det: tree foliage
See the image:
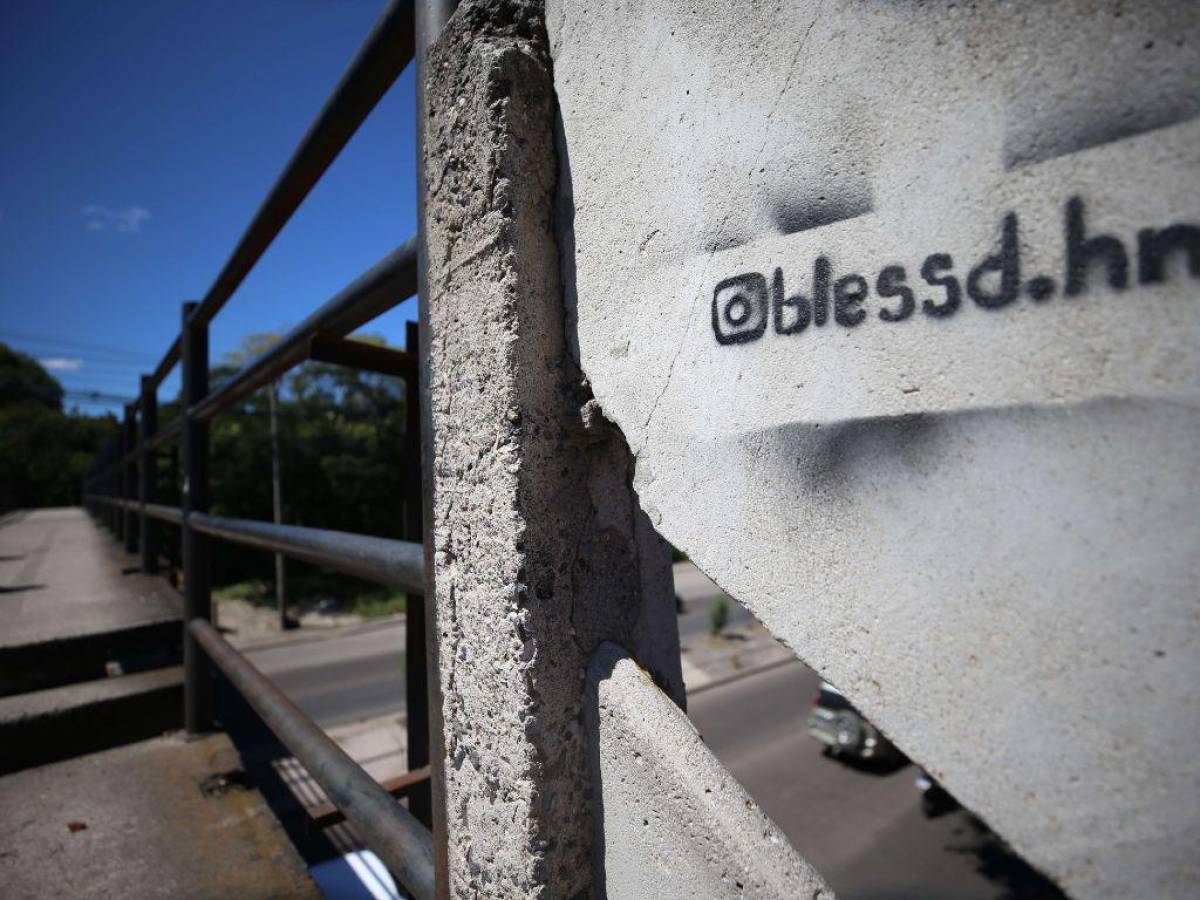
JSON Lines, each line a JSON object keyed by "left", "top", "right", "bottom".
{"left": 196, "top": 332, "right": 412, "bottom": 585}
{"left": 0, "top": 343, "right": 113, "bottom": 511}
{"left": 0, "top": 343, "right": 64, "bottom": 410}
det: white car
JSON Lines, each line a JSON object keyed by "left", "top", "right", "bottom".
{"left": 806, "top": 681, "right": 903, "bottom": 764}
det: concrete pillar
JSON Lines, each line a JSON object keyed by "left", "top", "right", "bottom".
{"left": 422, "top": 1, "right": 683, "bottom": 893}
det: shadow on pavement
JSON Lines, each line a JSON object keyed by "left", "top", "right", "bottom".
{"left": 947, "top": 814, "right": 1068, "bottom": 900}
{"left": 822, "top": 747, "right": 910, "bottom": 777}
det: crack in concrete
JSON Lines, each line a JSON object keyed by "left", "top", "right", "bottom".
{"left": 747, "top": 3, "right": 821, "bottom": 181}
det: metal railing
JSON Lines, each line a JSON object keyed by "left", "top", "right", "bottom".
{"left": 79, "top": 1, "right": 455, "bottom": 896}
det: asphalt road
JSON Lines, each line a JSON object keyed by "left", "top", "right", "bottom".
{"left": 253, "top": 562, "right": 728, "bottom": 727}
{"left": 246, "top": 622, "right": 406, "bottom": 729}
{"left": 688, "top": 660, "right": 1062, "bottom": 900}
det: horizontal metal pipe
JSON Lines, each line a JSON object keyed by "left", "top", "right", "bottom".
{"left": 84, "top": 494, "right": 134, "bottom": 511}
{"left": 190, "top": 239, "right": 418, "bottom": 422}
{"left": 308, "top": 333, "right": 417, "bottom": 377}
{"left": 191, "top": 0, "right": 415, "bottom": 328}
{"left": 79, "top": 502, "right": 420, "bottom": 590}
{"left": 144, "top": 502, "right": 183, "bottom": 525}
{"left": 188, "top": 513, "right": 424, "bottom": 594}
{"left": 190, "top": 619, "right": 435, "bottom": 900}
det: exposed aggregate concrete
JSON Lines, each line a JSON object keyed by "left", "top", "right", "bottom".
{"left": 423, "top": 1, "right": 684, "bottom": 894}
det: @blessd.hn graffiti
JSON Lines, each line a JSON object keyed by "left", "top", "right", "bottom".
{"left": 711, "top": 196, "right": 1200, "bottom": 346}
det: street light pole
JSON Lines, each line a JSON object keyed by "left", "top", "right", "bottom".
{"left": 269, "top": 381, "right": 291, "bottom": 629}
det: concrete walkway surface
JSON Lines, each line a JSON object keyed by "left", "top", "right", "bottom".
{"left": 0, "top": 508, "right": 180, "bottom": 647}
{"left": 0, "top": 508, "right": 181, "bottom": 696}
{"left": 0, "top": 732, "right": 320, "bottom": 899}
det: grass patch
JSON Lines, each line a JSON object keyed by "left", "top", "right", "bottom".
{"left": 214, "top": 579, "right": 271, "bottom": 604}
{"left": 352, "top": 589, "right": 407, "bottom": 619}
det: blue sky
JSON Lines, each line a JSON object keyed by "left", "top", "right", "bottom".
{"left": 0, "top": 0, "right": 419, "bottom": 416}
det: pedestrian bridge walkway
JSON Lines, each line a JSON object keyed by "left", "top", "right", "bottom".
{"left": 0, "top": 508, "right": 179, "bottom": 696}
{"left": 0, "top": 508, "right": 319, "bottom": 898}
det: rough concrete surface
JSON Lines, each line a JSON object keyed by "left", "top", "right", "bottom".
{"left": 423, "top": 1, "right": 683, "bottom": 894}
{"left": 587, "top": 643, "right": 832, "bottom": 900}
{"left": 0, "top": 508, "right": 181, "bottom": 695}
{"left": 0, "top": 732, "right": 320, "bottom": 899}
{"left": 547, "top": 1, "right": 1200, "bottom": 897}
{"left": 0, "top": 508, "right": 179, "bottom": 647}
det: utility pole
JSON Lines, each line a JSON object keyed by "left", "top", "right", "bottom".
{"left": 268, "top": 381, "right": 292, "bottom": 630}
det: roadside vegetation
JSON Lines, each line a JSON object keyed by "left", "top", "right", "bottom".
{"left": 214, "top": 572, "right": 407, "bottom": 620}
{"left": 709, "top": 594, "right": 730, "bottom": 636}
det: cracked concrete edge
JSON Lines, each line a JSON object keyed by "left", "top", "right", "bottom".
{"left": 423, "top": 0, "right": 683, "bottom": 894}
{"left": 587, "top": 642, "right": 833, "bottom": 900}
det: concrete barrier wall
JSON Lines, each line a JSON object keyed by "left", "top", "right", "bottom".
{"left": 547, "top": 2, "right": 1200, "bottom": 897}
{"left": 587, "top": 643, "right": 831, "bottom": 900}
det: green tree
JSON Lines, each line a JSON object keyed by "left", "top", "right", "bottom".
{"left": 0, "top": 343, "right": 112, "bottom": 511}
{"left": 0, "top": 343, "right": 63, "bottom": 409}
{"left": 199, "top": 332, "right": 411, "bottom": 591}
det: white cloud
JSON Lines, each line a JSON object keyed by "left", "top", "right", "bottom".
{"left": 40, "top": 357, "right": 84, "bottom": 371}
{"left": 82, "top": 205, "right": 150, "bottom": 233}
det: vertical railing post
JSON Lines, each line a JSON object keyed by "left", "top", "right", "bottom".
{"left": 95, "top": 456, "right": 102, "bottom": 521}
{"left": 404, "top": 320, "right": 431, "bottom": 826}
{"left": 139, "top": 375, "right": 158, "bottom": 574}
{"left": 169, "top": 444, "right": 181, "bottom": 588}
{"left": 99, "top": 446, "right": 107, "bottom": 526}
{"left": 112, "top": 439, "right": 120, "bottom": 533}
{"left": 101, "top": 445, "right": 111, "bottom": 529}
{"left": 111, "top": 438, "right": 120, "bottom": 532}
{"left": 268, "top": 383, "right": 291, "bottom": 630}
{"left": 123, "top": 403, "right": 139, "bottom": 555}
{"left": 114, "top": 430, "right": 126, "bottom": 542}
{"left": 107, "top": 442, "right": 116, "bottom": 530}
{"left": 181, "top": 301, "right": 213, "bottom": 733}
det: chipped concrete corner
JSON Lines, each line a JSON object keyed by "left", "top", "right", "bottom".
{"left": 587, "top": 643, "right": 833, "bottom": 900}
{"left": 422, "top": 0, "right": 684, "bottom": 894}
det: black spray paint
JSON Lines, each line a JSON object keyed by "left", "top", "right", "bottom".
{"left": 711, "top": 197, "right": 1199, "bottom": 345}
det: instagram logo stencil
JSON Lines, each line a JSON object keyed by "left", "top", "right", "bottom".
{"left": 708, "top": 196, "right": 1199, "bottom": 347}
{"left": 711, "top": 272, "right": 768, "bottom": 344}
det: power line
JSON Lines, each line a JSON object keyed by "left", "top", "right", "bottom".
{"left": 53, "top": 372, "right": 144, "bottom": 387}
{"left": 0, "top": 329, "right": 159, "bottom": 361}
{"left": 64, "top": 393, "right": 137, "bottom": 408}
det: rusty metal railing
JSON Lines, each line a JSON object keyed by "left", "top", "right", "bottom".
{"left": 79, "top": 1, "right": 457, "bottom": 896}
{"left": 190, "top": 618, "right": 435, "bottom": 897}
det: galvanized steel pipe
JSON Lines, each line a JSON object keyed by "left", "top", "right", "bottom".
{"left": 190, "top": 619, "right": 435, "bottom": 899}
{"left": 187, "top": 513, "right": 424, "bottom": 594}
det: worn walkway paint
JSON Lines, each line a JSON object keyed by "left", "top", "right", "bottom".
{"left": 587, "top": 643, "right": 831, "bottom": 900}
{"left": 547, "top": 1, "right": 1200, "bottom": 897}
{"left": 422, "top": 1, "right": 683, "bottom": 894}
